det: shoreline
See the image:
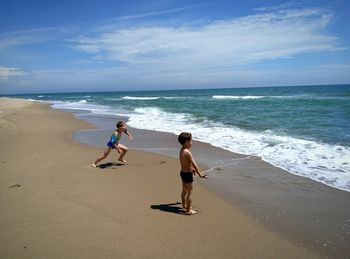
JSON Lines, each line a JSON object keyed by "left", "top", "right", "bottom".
{"left": 0, "top": 98, "right": 347, "bottom": 258}
{"left": 72, "top": 106, "right": 350, "bottom": 257}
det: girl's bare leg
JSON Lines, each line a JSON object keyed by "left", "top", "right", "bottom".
{"left": 91, "top": 148, "right": 111, "bottom": 167}
{"left": 117, "top": 144, "right": 128, "bottom": 163}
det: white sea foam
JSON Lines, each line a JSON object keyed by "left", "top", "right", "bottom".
{"left": 52, "top": 101, "right": 107, "bottom": 112}
{"left": 212, "top": 95, "right": 266, "bottom": 99}
{"left": 104, "top": 97, "right": 123, "bottom": 101}
{"left": 123, "top": 96, "right": 193, "bottom": 100}
{"left": 212, "top": 95, "right": 350, "bottom": 100}
{"left": 50, "top": 100, "right": 350, "bottom": 192}
{"left": 122, "top": 96, "right": 160, "bottom": 100}
{"left": 163, "top": 96, "right": 191, "bottom": 99}
{"left": 127, "top": 107, "right": 350, "bottom": 192}
{"left": 50, "top": 101, "right": 130, "bottom": 116}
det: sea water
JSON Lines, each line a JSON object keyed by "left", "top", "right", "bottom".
{"left": 5, "top": 85, "right": 350, "bottom": 192}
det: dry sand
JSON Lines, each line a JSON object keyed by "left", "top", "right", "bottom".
{"left": 0, "top": 98, "right": 323, "bottom": 258}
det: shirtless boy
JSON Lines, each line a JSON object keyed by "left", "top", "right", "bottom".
{"left": 178, "top": 132, "right": 208, "bottom": 215}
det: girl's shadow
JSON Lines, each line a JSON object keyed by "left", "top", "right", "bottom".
{"left": 97, "top": 162, "right": 125, "bottom": 169}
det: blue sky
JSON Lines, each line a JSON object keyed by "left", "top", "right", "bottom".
{"left": 0, "top": 0, "right": 349, "bottom": 94}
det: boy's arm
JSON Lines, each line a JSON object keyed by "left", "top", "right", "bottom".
{"left": 187, "top": 152, "right": 208, "bottom": 179}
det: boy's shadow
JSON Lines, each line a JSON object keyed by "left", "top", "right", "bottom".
{"left": 97, "top": 162, "right": 125, "bottom": 169}
{"left": 150, "top": 202, "right": 185, "bottom": 215}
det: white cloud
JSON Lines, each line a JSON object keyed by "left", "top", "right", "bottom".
{"left": 72, "top": 6, "right": 341, "bottom": 74}
{"left": 104, "top": 3, "right": 207, "bottom": 22}
{"left": 0, "top": 27, "right": 73, "bottom": 51}
{"left": 0, "top": 66, "right": 27, "bottom": 79}
{"left": 1, "top": 5, "right": 347, "bottom": 93}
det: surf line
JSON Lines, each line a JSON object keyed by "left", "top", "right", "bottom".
{"left": 202, "top": 155, "right": 260, "bottom": 174}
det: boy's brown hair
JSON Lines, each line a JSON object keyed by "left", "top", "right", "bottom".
{"left": 178, "top": 132, "right": 192, "bottom": 145}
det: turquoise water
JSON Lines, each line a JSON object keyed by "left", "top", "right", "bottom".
{"left": 3, "top": 84, "right": 350, "bottom": 191}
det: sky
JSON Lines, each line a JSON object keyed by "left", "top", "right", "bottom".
{"left": 0, "top": 0, "right": 349, "bottom": 94}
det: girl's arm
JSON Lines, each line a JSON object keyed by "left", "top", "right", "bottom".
{"left": 124, "top": 129, "right": 133, "bottom": 140}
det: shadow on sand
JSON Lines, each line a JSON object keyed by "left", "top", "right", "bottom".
{"left": 97, "top": 162, "right": 125, "bottom": 169}
{"left": 150, "top": 202, "right": 185, "bottom": 215}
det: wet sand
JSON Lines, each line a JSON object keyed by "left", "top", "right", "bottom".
{"left": 75, "top": 111, "right": 350, "bottom": 258}
{"left": 0, "top": 98, "right": 346, "bottom": 258}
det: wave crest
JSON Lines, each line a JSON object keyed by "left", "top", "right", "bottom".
{"left": 122, "top": 96, "right": 159, "bottom": 100}
{"left": 212, "top": 95, "right": 265, "bottom": 99}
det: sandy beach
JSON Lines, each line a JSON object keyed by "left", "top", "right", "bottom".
{"left": 0, "top": 98, "right": 345, "bottom": 258}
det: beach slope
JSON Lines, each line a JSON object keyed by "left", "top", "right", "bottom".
{"left": 0, "top": 98, "right": 321, "bottom": 258}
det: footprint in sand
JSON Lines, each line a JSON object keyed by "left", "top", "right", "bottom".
{"left": 9, "top": 184, "right": 21, "bottom": 188}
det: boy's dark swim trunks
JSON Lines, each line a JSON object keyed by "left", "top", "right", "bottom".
{"left": 180, "top": 171, "right": 193, "bottom": 183}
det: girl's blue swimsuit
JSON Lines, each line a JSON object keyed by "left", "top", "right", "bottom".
{"left": 107, "top": 134, "right": 118, "bottom": 148}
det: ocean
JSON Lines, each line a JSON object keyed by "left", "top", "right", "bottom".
{"left": 4, "top": 84, "right": 350, "bottom": 192}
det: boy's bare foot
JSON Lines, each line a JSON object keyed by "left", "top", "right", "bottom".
{"left": 185, "top": 209, "right": 198, "bottom": 215}
{"left": 118, "top": 159, "right": 127, "bottom": 163}
{"left": 91, "top": 163, "right": 97, "bottom": 168}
